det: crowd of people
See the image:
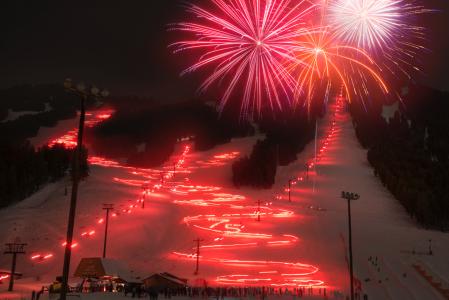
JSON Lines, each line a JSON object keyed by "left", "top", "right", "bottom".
{"left": 120, "top": 285, "right": 348, "bottom": 300}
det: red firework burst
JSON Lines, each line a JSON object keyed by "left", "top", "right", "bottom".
{"left": 171, "top": 0, "right": 318, "bottom": 117}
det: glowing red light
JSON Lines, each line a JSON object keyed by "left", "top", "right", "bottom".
{"left": 81, "top": 230, "right": 95, "bottom": 237}
{"left": 48, "top": 109, "right": 114, "bottom": 149}
{"left": 0, "top": 275, "right": 9, "bottom": 281}
{"left": 62, "top": 242, "right": 78, "bottom": 248}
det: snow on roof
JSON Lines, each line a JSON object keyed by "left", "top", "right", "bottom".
{"left": 161, "top": 272, "right": 188, "bottom": 284}
{"left": 102, "top": 258, "right": 133, "bottom": 281}
{"left": 144, "top": 273, "right": 187, "bottom": 286}
{"left": 74, "top": 257, "right": 133, "bottom": 282}
{"left": 0, "top": 269, "right": 22, "bottom": 276}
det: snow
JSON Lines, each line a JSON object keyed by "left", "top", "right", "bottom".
{"left": 307, "top": 103, "right": 449, "bottom": 300}
{"left": 28, "top": 114, "right": 79, "bottom": 148}
{"left": 1, "top": 103, "right": 52, "bottom": 123}
{"left": 1, "top": 98, "right": 449, "bottom": 300}
{"left": 381, "top": 102, "right": 399, "bottom": 124}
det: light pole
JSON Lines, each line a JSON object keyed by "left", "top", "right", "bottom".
{"left": 141, "top": 183, "right": 148, "bottom": 209}
{"left": 256, "top": 199, "right": 262, "bottom": 222}
{"left": 193, "top": 238, "right": 204, "bottom": 275}
{"left": 102, "top": 204, "right": 114, "bottom": 258}
{"left": 160, "top": 171, "right": 165, "bottom": 184}
{"left": 60, "top": 79, "right": 109, "bottom": 300}
{"left": 341, "top": 191, "right": 360, "bottom": 300}
{"left": 428, "top": 239, "right": 433, "bottom": 255}
{"left": 288, "top": 179, "right": 292, "bottom": 202}
{"left": 3, "top": 242, "right": 26, "bottom": 292}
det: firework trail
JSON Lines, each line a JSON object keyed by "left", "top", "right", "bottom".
{"left": 291, "top": 28, "right": 389, "bottom": 109}
{"left": 170, "top": 0, "right": 318, "bottom": 117}
{"left": 326, "top": 0, "right": 432, "bottom": 77}
{"left": 172, "top": 0, "right": 431, "bottom": 115}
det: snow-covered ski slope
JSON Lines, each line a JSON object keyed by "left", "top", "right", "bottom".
{"left": 1, "top": 98, "right": 449, "bottom": 300}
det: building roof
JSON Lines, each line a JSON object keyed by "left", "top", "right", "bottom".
{"left": 74, "top": 257, "right": 133, "bottom": 282}
{"left": 144, "top": 272, "right": 187, "bottom": 286}
{"left": 0, "top": 269, "right": 22, "bottom": 276}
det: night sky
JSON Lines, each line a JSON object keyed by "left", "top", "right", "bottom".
{"left": 1, "top": 0, "right": 449, "bottom": 101}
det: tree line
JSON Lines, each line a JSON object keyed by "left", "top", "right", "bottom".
{"left": 0, "top": 141, "right": 88, "bottom": 208}
{"left": 0, "top": 84, "right": 80, "bottom": 143}
{"left": 87, "top": 100, "right": 254, "bottom": 168}
{"left": 351, "top": 85, "right": 449, "bottom": 230}
{"left": 0, "top": 84, "right": 90, "bottom": 209}
{"left": 232, "top": 104, "right": 323, "bottom": 188}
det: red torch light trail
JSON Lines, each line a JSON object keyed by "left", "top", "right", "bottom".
{"left": 35, "top": 96, "right": 348, "bottom": 290}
